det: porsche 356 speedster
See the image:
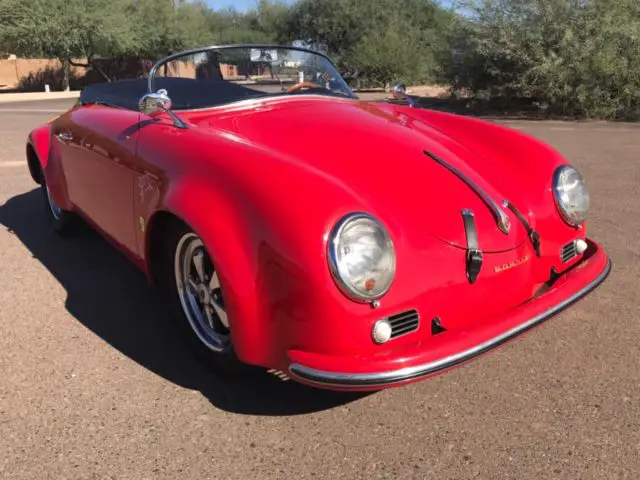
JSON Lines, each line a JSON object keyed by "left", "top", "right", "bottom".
{"left": 26, "top": 45, "right": 611, "bottom": 390}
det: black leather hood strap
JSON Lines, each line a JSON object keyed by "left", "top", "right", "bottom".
{"left": 503, "top": 200, "right": 541, "bottom": 257}
{"left": 461, "top": 209, "right": 483, "bottom": 284}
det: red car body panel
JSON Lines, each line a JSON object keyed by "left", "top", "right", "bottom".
{"left": 28, "top": 94, "right": 610, "bottom": 390}
{"left": 288, "top": 238, "right": 609, "bottom": 390}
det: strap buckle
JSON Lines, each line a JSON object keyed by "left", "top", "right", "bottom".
{"left": 529, "top": 230, "right": 541, "bottom": 257}
{"left": 503, "top": 199, "right": 542, "bottom": 257}
{"left": 462, "top": 209, "right": 483, "bottom": 284}
{"left": 466, "top": 248, "right": 483, "bottom": 284}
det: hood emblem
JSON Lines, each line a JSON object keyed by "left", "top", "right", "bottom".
{"left": 494, "top": 255, "right": 530, "bottom": 273}
{"left": 496, "top": 209, "right": 511, "bottom": 234}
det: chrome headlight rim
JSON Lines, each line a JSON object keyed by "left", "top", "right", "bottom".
{"left": 552, "top": 165, "right": 589, "bottom": 228}
{"left": 327, "top": 212, "right": 396, "bottom": 303}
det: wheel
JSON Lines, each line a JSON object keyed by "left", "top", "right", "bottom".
{"left": 159, "top": 223, "right": 247, "bottom": 376}
{"left": 40, "top": 176, "right": 74, "bottom": 234}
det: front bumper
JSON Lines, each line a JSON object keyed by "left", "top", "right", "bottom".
{"left": 288, "top": 239, "right": 611, "bottom": 390}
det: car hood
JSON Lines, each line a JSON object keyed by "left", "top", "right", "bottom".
{"left": 197, "top": 97, "right": 534, "bottom": 252}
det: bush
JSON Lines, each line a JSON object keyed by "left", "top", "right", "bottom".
{"left": 451, "top": 0, "right": 640, "bottom": 119}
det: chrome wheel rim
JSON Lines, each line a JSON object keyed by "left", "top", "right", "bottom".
{"left": 46, "top": 185, "right": 62, "bottom": 220}
{"left": 174, "top": 233, "right": 230, "bottom": 352}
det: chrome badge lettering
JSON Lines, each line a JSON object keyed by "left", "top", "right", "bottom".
{"left": 494, "top": 255, "right": 530, "bottom": 273}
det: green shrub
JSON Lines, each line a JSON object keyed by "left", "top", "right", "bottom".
{"left": 451, "top": 0, "right": 640, "bottom": 119}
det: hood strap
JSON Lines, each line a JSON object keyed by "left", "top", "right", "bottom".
{"left": 503, "top": 200, "right": 541, "bottom": 257}
{"left": 462, "top": 209, "right": 483, "bottom": 284}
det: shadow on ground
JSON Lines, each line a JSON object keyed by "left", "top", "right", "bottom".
{"left": 403, "top": 96, "right": 546, "bottom": 118}
{"left": 384, "top": 95, "right": 603, "bottom": 121}
{"left": 0, "top": 189, "right": 370, "bottom": 416}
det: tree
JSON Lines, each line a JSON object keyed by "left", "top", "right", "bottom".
{"left": 0, "top": 0, "right": 136, "bottom": 89}
{"left": 128, "top": 0, "right": 213, "bottom": 60}
{"left": 284, "top": 0, "right": 454, "bottom": 87}
{"left": 201, "top": 1, "right": 291, "bottom": 45}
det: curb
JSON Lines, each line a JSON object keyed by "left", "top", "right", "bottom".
{"left": 0, "top": 91, "right": 80, "bottom": 104}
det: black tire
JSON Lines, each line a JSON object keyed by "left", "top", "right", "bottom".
{"left": 157, "top": 221, "right": 250, "bottom": 377}
{"left": 40, "top": 176, "right": 76, "bottom": 235}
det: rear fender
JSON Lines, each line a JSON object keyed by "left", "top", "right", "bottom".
{"left": 27, "top": 125, "right": 53, "bottom": 181}
{"left": 27, "top": 123, "right": 73, "bottom": 211}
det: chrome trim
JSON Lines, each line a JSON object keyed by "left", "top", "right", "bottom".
{"left": 172, "top": 94, "right": 356, "bottom": 113}
{"left": 387, "top": 309, "right": 420, "bottom": 339}
{"left": 425, "top": 150, "right": 511, "bottom": 235}
{"left": 392, "top": 83, "right": 417, "bottom": 107}
{"left": 290, "top": 257, "right": 611, "bottom": 388}
{"left": 56, "top": 131, "right": 73, "bottom": 142}
{"left": 561, "top": 240, "right": 579, "bottom": 263}
{"left": 138, "top": 90, "right": 187, "bottom": 129}
{"left": 552, "top": 165, "right": 587, "bottom": 228}
{"left": 174, "top": 233, "right": 230, "bottom": 353}
{"left": 327, "top": 212, "right": 396, "bottom": 303}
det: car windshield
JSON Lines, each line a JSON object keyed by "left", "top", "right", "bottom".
{"left": 148, "top": 45, "right": 356, "bottom": 110}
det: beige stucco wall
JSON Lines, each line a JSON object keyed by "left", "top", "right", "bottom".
{"left": 0, "top": 58, "right": 239, "bottom": 90}
{"left": 0, "top": 58, "right": 89, "bottom": 89}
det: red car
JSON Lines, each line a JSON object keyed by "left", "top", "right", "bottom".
{"left": 26, "top": 45, "right": 611, "bottom": 391}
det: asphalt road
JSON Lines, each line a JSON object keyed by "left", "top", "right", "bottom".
{"left": 0, "top": 99, "right": 638, "bottom": 479}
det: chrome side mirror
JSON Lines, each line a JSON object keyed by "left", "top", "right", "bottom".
{"left": 138, "top": 89, "right": 172, "bottom": 115}
{"left": 138, "top": 89, "right": 187, "bottom": 129}
{"left": 392, "top": 83, "right": 417, "bottom": 108}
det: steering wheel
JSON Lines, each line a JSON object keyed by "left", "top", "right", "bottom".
{"left": 286, "top": 82, "right": 319, "bottom": 93}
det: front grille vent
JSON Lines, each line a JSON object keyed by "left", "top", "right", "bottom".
{"left": 561, "top": 241, "right": 578, "bottom": 263}
{"left": 388, "top": 310, "right": 420, "bottom": 339}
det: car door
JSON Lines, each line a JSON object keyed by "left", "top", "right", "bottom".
{"left": 55, "top": 105, "right": 142, "bottom": 257}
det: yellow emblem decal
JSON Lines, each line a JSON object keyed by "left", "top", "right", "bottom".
{"left": 494, "top": 255, "right": 530, "bottom": 273}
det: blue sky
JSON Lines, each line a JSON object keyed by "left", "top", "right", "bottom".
{"left": 205, "top": 0, "right": 453, "bottom": 12}
{"left": 205, "top": 0, "right": 291, "bottom": 11}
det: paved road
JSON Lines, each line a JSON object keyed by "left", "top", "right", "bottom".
{"left": 0, "top": 100, "right": 638, "bottom": 479}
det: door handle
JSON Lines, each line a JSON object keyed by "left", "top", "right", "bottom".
{"left": 56, "top": 131, "right": 73, "bottom": 142}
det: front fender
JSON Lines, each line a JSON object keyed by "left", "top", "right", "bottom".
{"left": 140, "top": 145, "right": 368, "bottom": 368}
{"left": 158, "top": 176, "right": 266, "bottom": 365}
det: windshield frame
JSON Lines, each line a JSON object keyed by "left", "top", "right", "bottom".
{"left": 147, "top": 44, "right": 358, "bottom": 107}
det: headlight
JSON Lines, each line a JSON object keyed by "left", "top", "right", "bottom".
{"left": 553, "top": 165, "right": 589, "bottom": 227}
{"left": 328, "top": 213, "right": 396, "bottom": 302}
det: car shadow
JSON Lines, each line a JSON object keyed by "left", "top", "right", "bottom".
{"left": 0, "top": 189, "right": 370, "bottom": 416}
{"left": 385, "top": 95, "right": 581, "bottom": 121}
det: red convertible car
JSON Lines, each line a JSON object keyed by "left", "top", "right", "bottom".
{"left": 26, "top": 45, "right": 610, "bottom": 391}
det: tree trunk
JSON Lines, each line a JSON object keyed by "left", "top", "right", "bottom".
{"left": 69, "top": 58, "right": 111, "bottom": 83}
{"left": 60, "top": 58, "right": 70, "bottom": 91}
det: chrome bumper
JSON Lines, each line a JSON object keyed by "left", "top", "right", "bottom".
{"left": 289, "top": 258, "right": 612, "bottom": 389}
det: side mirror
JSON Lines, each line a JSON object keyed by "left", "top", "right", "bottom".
{"left": 392, "top": 83, "right": 417, "bottom": 108}
{"left": 138, "top": 89, "right": 172, "bottom": 115}
{"left": 138, "top": 89, "right": 187, "bottom": 129}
